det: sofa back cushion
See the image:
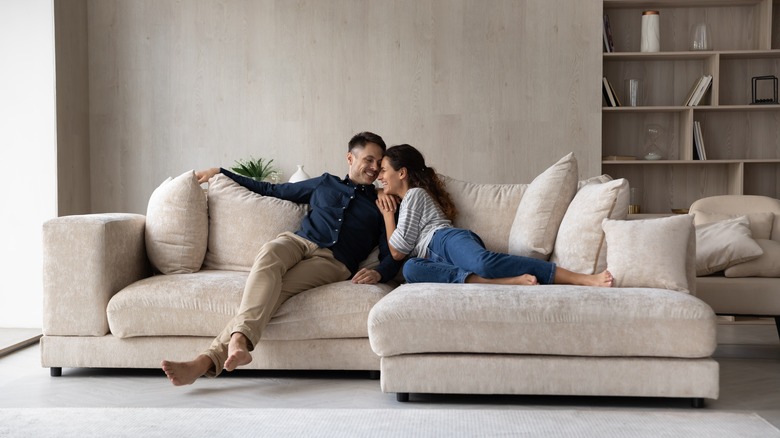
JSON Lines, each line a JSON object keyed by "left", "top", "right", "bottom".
{"left": 203, "top": 174, "right": 308, "bottom": 271}
{"left": 145, "top": 170, "right": 208, "bottom": 274}
{"left": 441, "top": 176, "right": 526, "bottom": 253}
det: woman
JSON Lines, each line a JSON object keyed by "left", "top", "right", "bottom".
{"left": 376, "top": 144, "right": 613, "bottom": 287}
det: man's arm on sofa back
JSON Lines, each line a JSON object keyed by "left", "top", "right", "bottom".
{"left": 43, "top": 213, "right": 150, "bottom": 336}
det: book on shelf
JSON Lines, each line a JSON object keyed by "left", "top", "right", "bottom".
{"left": 602, "top": 77, "right": 621, "bottom": 107}
{"left": 693, "top": 121, "right": 707, "bottom": 160}
{"left": 685, "top": 75, "right": 713, "bottom": 106}
{"left": 603, "top": 15, "right": 614, "bottom": 53}
{"left": 603, "top": 155, "right": 637, "bottom": 161}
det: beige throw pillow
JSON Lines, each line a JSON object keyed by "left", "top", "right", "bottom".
{"left": 724, "top": 239, "right": 780, "bottom": 277}
{"left": 203, "top": 174, "right": 308, "bottom": 271}
{"left": 693, "top": 211, "right": 774, "bottom": 240}
{"left": 508, "top": 153, "right": 578, "bottom": 259}
{"left": 602, "top": 215, "right": 694, "bottom": 293}
{"left": 695, "top": 216, "right": 763, "bottom": 276}
{"left": 145, "top": 170, "right": 208, "bottom": 274}
{"left": 551, "top": 178, "right": 629, "bottom": 274}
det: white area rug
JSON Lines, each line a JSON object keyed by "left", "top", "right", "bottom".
{"left": 1, "top": 408, "right": 778, "bottom": 437}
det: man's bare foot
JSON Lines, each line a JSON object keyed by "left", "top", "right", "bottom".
{"left": 224, "top": 332, "right": 253, "bottom": 372}
{"left": 161, "top": 355, "right": 212, "bottom": 386}
{"left": 512, "top": 274, "right": 538, "bottom": 285}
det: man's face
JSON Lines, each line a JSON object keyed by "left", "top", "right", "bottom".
{"left": 347, "top": 142, "right": 383, "bottom": 185}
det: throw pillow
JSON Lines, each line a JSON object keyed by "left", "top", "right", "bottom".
{"left": 145, "top": 170, "right": 208, "bottom": 274}
{"left": 693, "top": 211, "right": 774, "bottom": 240}
{"left": 577, "top": 174, "right": 613, "bottom": 190}
{"left": 508, "top": 152, "right": 578, "bottom": 259}
{"left": 724, "top": 239, "right": 780, "bottom": 277}
{"left": 203, "top": 174, "right": 308, "bottom": 271}
{"left": 602, "top": 215, "right": 693, "bottom": 293}
{"left": 695, "top": 216, "right": 763, "bottom": 276}
{"left": 551, "top": 178, "right": 629, "bottom": 274}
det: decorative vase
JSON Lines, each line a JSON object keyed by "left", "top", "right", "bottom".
{"left": 288, "top": 165, "right": 311, "bottom": 183}
{"left": 640, "top": 10, "right": 660, "bottom": 52}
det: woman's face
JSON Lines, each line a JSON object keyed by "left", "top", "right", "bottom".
{"left": 378, "top": 158, "right": 404, "bottom": 196}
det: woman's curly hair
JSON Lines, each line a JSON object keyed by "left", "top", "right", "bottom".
{"left": 383, "top": 144, "right": 457, "bottom": 221}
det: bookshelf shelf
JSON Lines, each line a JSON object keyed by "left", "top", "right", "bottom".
{"left": 601, "top": 0, "right": 780, "bottom": 213}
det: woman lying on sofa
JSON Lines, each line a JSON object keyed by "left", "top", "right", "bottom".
{"left": 375, "top": 144, "right": 613, "bottom": 287}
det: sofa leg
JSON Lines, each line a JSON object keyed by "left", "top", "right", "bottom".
{"left": 396, "top": 392, "right": 410, "bottom": 402}
{"left": 50, "top": 367, "right": 62, "bottom": 377}
{"left": 691, "top": 398, "right": 704, "bottom": 408}
{"left": 368, "top": 370, "right": 380, "bottom": 380}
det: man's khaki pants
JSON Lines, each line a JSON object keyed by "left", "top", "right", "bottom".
{"left": 204, "top": 232, "right": 351, "bottom": 376}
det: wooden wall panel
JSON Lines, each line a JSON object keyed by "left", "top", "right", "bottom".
{"left": 83, "top": 0, "right": 601, "bottom": 213}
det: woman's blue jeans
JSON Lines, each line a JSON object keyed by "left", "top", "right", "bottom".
{"left": 402, "top": 228, "right": 556, "bottom": 284}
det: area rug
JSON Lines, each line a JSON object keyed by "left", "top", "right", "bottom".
{"left": 0, "top": 408, "right": 778, "bottom": 437}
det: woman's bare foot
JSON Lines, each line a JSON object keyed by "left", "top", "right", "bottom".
{"left": 465, "top": 273, "right": 538, "bottom": 285}
{"left": 224, "top": 332, "right": 253, "bottom": 372}
{"left": 161, "top": 355, "right": 212, "bottom": 386}
{"left": 554, "top": 268, "right": 614, "bottom": 287}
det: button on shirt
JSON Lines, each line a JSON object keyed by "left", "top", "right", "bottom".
{"left": 219, "top": 168, "right": 402, "bottom": 282}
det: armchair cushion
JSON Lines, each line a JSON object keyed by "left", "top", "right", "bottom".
{"left": 695, "top": 216, "right": 763, "bottom": 276}
{"left": 724, "top": 239, "right": 780, "bottom": 278}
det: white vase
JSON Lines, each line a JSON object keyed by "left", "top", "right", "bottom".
{"left": 288, "top": 165, "right": 311, "bottom": 183}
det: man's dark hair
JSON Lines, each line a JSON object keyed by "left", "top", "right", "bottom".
{"left": 348, "top": 131, "right": 386, "bottom": 152}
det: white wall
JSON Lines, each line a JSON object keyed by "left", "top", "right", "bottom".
{"left": 0, "top": 0, "right": 57, "bottom": 328}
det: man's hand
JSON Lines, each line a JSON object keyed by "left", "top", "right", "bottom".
{"left": 352, "top": 268, "right": 381, "bottom": 284}
{"left": 195, "top": 167, "right": 221, "bottom": 184}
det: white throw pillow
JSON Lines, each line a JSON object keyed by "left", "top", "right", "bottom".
{"left": 145, "top": 170, "right": 208, "bottom": 274}
{"left": 602, "top": 215, "right": 694, "bottom": 293}
{"left": 725, "top": 239, "right": 780, "bottom": 278}
{"left": 551, "top": 178, "right": 629, "bottom": 274}
{"left": 203, "top": 174, "right": 308, "bottom": 271}
{"left": 693, "top": 211, "right": 774, "bottom": 240}
{"left": 508, "top": 153, "right": 578, "bottom": 259}
{"left": 695, "top": 216, "right": 763, "bottom": 276}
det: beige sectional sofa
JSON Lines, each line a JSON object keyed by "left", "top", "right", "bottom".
{"left": 41, "top": 153, "right": 719, "bottom": 406}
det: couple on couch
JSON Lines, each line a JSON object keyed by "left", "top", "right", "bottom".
{"left": 161, "top": 131, "right": 613, "bottom": 386}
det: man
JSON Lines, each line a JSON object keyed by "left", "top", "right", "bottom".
{"left": 161, "top": 131, "right": 401, "bottom": 385}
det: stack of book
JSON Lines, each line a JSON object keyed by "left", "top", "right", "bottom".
{"left": 683, "top": 75, "right": 713, "bottom": 106}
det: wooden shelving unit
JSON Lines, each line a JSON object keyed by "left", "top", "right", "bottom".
{"left": 602, "top": 0, "right": 780, "bottom": 213}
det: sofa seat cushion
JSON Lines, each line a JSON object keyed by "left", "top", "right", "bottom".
{"left": 368, "top": 283, "right": 716, "bottom": 359}
{"left": 107, "top": 270, "right": 393, "bottom": 340}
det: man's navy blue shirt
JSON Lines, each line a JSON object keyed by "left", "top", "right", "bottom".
{"left": 220, "top": 168, "right": 402, "bottom": 282}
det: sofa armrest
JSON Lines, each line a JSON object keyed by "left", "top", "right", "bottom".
{"left": 43, "top": 213, "right": 150, "bottom": 336}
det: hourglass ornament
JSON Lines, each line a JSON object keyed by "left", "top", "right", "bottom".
{"left": 643, "top": 124, "right": 665, "bottom": 160}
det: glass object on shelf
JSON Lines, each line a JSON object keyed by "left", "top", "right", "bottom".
{"left": 690, "top": 23, "right": 712, "bottom": 51}
{"left": 629, "top": 188, "right": 642, "bottom": 214}
{"left": 640, "top": 10, "right": 660, "bottom": 52}
{"left": 624, "top": 78, "right": 644, "bottom": 107}
{"left": 643, "top": 124, "right": 665, "bottom": 160}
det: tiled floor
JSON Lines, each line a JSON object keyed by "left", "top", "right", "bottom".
{"left": 0, "top": 323, "right": 778, "bottom": 427}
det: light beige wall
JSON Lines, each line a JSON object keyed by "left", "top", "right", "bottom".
{"left": 77, "top": 0, "right": 601, "bottom": 214}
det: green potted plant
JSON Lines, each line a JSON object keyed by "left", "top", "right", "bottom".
{"left": 230, "top": 157, "right": 279, "bottom": 182}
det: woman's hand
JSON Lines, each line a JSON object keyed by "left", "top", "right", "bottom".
{"left": 376, "top": 192, "right": 399, "bottom": 217}
{"left": 195, "top": 167, "right": 220, "bottom": 184}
